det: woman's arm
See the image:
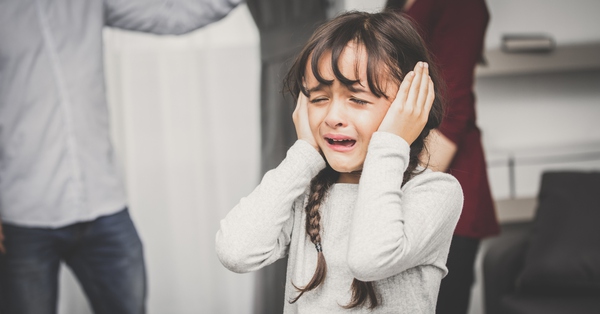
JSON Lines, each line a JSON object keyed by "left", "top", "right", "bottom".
{"left": 347, "top": 132, "right": 463, "bottom": 281}
{"left": 103, "top": 0, "right": 243, "bottom": 35}
{"left": 215, "top": 140, "right": 325, "bottom": 273}
{"left": 421, "top": 129, "right": 458, "bottom": 172}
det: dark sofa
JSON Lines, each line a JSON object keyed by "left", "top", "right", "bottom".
{"left": 483, "top": 171, "right": 600, "bottom": 314}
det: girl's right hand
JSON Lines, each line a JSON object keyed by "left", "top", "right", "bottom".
{"left": 292, "top": 93, "right": 319, "bottom": 151}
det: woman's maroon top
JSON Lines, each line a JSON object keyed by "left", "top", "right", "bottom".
{"left": 406, "top": 0, "right": 500, "bottom": 238}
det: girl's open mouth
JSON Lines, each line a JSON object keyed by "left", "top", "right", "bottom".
{"left": 324, "top": 136, "right": 356, "bottom": 152}
{"left": 326, "top": 138, "right": 356, "bottom": 147}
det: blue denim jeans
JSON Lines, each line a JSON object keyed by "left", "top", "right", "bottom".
{"left": 0, "top": 208, "right": 146, "bottom": 314}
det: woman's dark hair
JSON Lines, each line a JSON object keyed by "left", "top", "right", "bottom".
{"left": 284, "top": 10, "right": 444, "bottom": 309}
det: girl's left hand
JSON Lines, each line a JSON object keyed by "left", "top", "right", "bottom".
{"left": 292, "top": 93, "right": 320, "bottom": 151}
{"left": 378, "top": 61, "right": 435, "bottom": 145}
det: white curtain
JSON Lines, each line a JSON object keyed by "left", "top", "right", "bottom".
{"left": 57, "top": 5, "right": 260, "bottom": 314}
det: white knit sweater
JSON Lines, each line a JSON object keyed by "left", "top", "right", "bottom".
{"left": 216, "top": 132, "right": 463, "bottom": 313}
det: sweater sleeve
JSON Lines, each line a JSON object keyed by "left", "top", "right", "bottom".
{"left": 347, "top": 132, "right": 463, "bottom": 281}
{"left": 215, "top": 140, "right": 326, "bottom": 273}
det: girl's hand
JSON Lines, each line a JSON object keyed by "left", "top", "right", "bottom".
{"left": 378, "top": 61, "right": 435, "bottom": 145}
{"left": 292, "top": 93, "right": 319, "bottom": 151}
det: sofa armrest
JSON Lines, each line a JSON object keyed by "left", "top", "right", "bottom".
{"left": 483, "top": 222, "right": 532, "bottom": 314}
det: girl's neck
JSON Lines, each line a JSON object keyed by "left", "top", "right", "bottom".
{"left": 337, "top": 171, "right": 361, "bottom": 184}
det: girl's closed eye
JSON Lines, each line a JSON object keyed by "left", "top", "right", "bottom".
{"left": 350, "top": 97, "right": 370, "bottom": 105}
{"left": 310, "top": 97, "right": 328, "bottom": 104}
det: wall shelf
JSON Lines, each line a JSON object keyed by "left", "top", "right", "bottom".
{"left": 485, "top": 142, "right": 600, "bottom": 201}
{"left": 476, "top": 42, "right": 600, "bottom": 77}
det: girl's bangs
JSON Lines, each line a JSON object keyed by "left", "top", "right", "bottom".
{"left": 300, "top": 20, "right": 398, "bottom": 99}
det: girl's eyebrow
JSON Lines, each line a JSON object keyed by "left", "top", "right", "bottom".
{"left": 307, "top": 83, "right": 326, "bottom": 93}
{"left": 308, "top": 82, "right": 370, "bottom": 94}
{"left": 347, "top": 83, "right": 368, "bottom": 93}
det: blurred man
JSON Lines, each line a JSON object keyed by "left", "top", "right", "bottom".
{"left": 0, "top": 1, "right": 242, "bottom": 313}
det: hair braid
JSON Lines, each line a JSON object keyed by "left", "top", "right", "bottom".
{"left": 344, "top": 279, "right": 379, "bottom": 309}
{"left": 290, "top": 165, "right": 338, "bottom": 304}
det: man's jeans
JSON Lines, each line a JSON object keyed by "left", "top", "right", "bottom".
{"left": 0, "top": 209, "right": 146, "bottom": 314}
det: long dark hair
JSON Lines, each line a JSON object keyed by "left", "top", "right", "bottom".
{"left": 284, "top": 11, "right": 444, "bottom": 309}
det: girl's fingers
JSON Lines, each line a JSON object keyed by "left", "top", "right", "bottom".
{"left": 416, "top": 62, "right": 430, "bottom": 114}
{"left": 394, "top": 70, "right": 415, "bottom": 106}
{"left": 299, "top": 93, "right": 309, "bottom": 112}
{"left": 299, "top": 93, "right": 307, "bottom": 107}
{"left": 424, "top": 78, "right": 435, "bottom": 115}
{"left": 405, "top": 62, "right": 424, "bottom": 111}
{"left": 293, "top": 94, "right": 305, "bottom": 128}
{"left": 292, "top": 94, "right": 301, "bottom": 119}
{"left": 293, "top": 93, "right": 319, "bottom": 150}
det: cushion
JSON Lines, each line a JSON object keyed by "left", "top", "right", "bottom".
{"left": 501, "top": 295, "right": 600, "bottom": 314}
{"left": 516, "top": 171, "right": 600, "bottom": 295}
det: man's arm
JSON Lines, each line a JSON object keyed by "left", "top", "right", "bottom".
{"left": 104, "top": 0, "right": 244, "bottom": 35}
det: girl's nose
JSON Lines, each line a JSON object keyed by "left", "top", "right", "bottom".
{"left": 324, "top": 100, "right": 347, "bottom": 128}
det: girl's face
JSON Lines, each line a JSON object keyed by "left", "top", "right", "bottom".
{"left": 305, "top": 43, "right": 399, "bottom": 183}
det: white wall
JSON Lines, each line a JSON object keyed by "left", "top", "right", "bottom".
{"left": 343, "top": 0, "right": 386, "bottom": 13}
{"left": 477, "top": 71, "right": 600, "bottom": 199}
{"left": 485, "top": 0, "right": 600, "bottom": 48}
